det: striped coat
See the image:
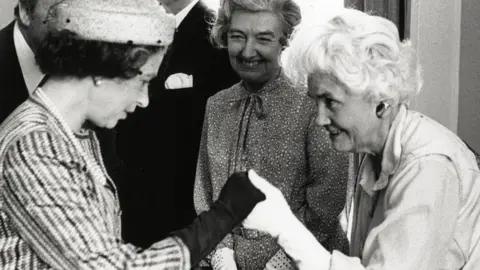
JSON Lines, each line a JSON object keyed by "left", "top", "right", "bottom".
{"left": 0, "top": 95, "right": 190, "bottom": 269}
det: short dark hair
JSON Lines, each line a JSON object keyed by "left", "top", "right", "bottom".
{"left": 36, "top": 30, "right": 162, "bottom": 79}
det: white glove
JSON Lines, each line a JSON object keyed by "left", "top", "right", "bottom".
{"left": 242, "top": 170, "right": 294, "bottom": 238}
{"left": 243, "top": 170, "right": 331, "bottom": 270}
{"left": 211, "top": 248, "right": 238, "bottom": 270}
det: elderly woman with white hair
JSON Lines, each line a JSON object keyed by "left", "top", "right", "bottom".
{"left": 240, "top": 8, "right": 480, "bottom": 270}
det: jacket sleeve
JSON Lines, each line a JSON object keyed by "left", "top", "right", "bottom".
{"left": 1, "top": 130, "right": 190, "bottom": 269}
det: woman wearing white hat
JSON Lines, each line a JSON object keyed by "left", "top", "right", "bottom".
{"left": 0, "top": 0, "right": 265, "bottom": 269}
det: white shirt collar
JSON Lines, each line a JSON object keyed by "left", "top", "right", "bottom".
{"left": 13, "top": 22, "right": 45, "bottom": 95}
{"left": 175, "top": 0, "right": 200, "bottom": 28}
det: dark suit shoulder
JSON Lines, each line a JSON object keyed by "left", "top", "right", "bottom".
{"left": 0, "top": 22, "right": 17, "bottom": 65}
{"left": 0, "top": 21, "right": 30, "bottom": 125}
{"left": 0, "top": 22, "right": 15, "bottom": 43}
{"left": 175, "top": 1, "right": 219, "bottom": 42}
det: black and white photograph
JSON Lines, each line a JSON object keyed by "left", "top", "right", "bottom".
{"left": 0, "top": 0, "right": 479, "bottom": 269}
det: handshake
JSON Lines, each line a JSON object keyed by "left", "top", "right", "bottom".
{"left": 225, "top": 171, "right": 330, "bottom": 270}
{"left": 219, "top": 170, "right": 296, "bottom": 238}
{"left": 173, "top": 170, "right": 327, "bottom": 269}
{"left": 213, "top": 171, "right": 329, "bottom": 270}
{"left": 170, "top": 170, "right": 293, "bottom": 266}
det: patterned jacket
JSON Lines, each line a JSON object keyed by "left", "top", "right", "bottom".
{"left": 0, "top": 95, "right": 190, "bottom": 269}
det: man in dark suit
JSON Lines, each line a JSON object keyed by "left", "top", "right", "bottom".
{"left": 0, "top": 1, "right": 45, "bottom": 123}
{"left": 0, "top": 0, "right": 123, "bottom": 189}
{"left": 0, "top": 20, "right": 29, "bottom": 122}
{"left": 116, "top": 0, "right": 239, "bottom": 248}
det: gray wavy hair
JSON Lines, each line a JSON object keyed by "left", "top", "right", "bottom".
{"left": 210, "top": 0, "right": 302, "bottom": 48}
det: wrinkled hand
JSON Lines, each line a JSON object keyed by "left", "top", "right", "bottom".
{"left": 212, "top": 248, "right": 238, "bottom": 270}
{"left": 242, "top": 170, "right": 295, "bottom": 238}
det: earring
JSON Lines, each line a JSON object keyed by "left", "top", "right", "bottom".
{"left": 376, "top": 102, "right": 390, "bottom": 118}
{"left": 94, "top": 79, "right": 103, "bottom": 86}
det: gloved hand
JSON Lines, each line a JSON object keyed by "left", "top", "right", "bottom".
{"left": 211, "top": 248, "right": 237, "bottom": 270}
{"left": 242, "top": 170, "right": 294, "bottom": 238}
{"left": 243, "top": 170, "right": 331, "bottom": 270}
{"left": 170, "top": 171, "right": 265, "bottom": 267}
{"left": 217, "top": 171, "right": 266, "bottom": 223}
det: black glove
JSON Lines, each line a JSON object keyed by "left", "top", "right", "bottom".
{"left": 217, "top": 171, "right": 266, "bottom": 222}
{"left": 170, "top": 171, "right": 265, "bottom": 267}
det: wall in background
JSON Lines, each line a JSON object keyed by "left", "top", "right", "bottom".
{"left": 0, "top": 0, "right": 15, "bottom": 28}
{"left": 409, "top": 0, "right": 480, "bottom": 153}
{"left": 409, "top": 0, "right": 462, "bottom": 135}
{"left": 458, "top": 0, "right": 480, "bottom": 153}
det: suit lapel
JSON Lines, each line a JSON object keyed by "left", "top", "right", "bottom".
{"left": 0, "top": 21, "right": 29, "bottom": 124}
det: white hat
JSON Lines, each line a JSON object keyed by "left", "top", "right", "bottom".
{"left": 45, "top": 0, "right": 176, "bottom": 46}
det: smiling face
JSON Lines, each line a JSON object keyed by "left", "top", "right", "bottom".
{"left": 87, "top": 49, "right": 165, "bottom": 129}
{"left": 307, "top": 71, "right": 382, "bottom": 153}
{"left": 227, "top": 10, "right": 284, "bottom": 91}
